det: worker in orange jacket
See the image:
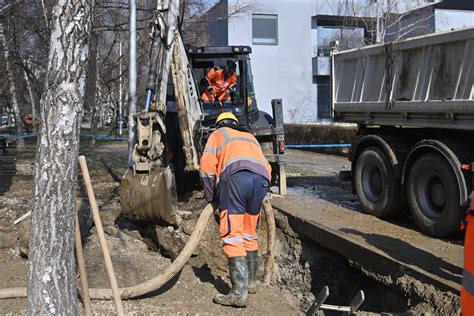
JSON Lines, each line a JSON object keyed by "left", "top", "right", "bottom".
{"left": 200, "top": 112, "right": 271, "bottom": 307}
{"left": 463, "top": 191, "right": 474, "bottom": 315}
{"left": 201, "top": 61, "right": 237, "bottom": 106}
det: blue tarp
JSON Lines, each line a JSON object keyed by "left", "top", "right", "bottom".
{"left": 0, "top": 134, "right": 127, "bottom": 141}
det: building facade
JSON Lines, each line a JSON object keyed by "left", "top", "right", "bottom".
{"left": 227, "top": 0, "right": 318, "bottom": 123}
{"left": 207, "top": 0, "right": 474, "bottom": 123}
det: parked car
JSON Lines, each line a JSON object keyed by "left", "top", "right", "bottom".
{"left": 105, "top": 115, "right": 113, "bottom": 127}
{"left": 116, "top": 115, "right": 128, "bottom": 129}
{"left": 82, "top": 111, "right": 90, "bottom": 123}
{"left": 0, "top": 115, "right": 10, "bottom": 126}
{"left": 23, "top": 114, "right": 42, "bottom": 126}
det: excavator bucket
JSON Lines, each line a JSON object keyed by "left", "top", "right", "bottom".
{"left": 119, "top": 166, "right": 179, "bottom": 224}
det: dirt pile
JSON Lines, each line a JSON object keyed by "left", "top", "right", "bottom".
{"left": 0, "top": 143, "right": 462, "bottom": 315}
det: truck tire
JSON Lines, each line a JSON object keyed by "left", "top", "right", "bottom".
{"left": 407, "top": 153, "right": 463, "bottom": 237}
{"left": 354, "top": 147, "right": 400, "bottom": 218}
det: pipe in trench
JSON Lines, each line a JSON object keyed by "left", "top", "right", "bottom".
{"left": 0, "top": 198, "right": 277, "bottom": 300}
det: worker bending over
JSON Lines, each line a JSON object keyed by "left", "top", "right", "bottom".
{"left": 200, "top": 112, "right": 271, "bottom": 307}
{"left": 201, "top": 61, "right": 237, "bottom": 106}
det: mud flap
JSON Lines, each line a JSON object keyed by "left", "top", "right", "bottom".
{"left": 119, "top": 166, "right": 179, "bottom": 224}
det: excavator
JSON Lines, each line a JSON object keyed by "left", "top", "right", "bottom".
{"left": 119, "top": 0, "right": 286, "bottom": 223}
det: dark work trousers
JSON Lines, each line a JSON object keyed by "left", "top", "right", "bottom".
{"left": 217, "top": 170, "right": 269, "bottom": 257}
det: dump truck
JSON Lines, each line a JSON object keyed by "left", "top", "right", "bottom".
{"left": 331, "top": 27, "right": 474, "bottom": 237}
{"left": 119, "top": 0, "right": 286, "bottom": 224}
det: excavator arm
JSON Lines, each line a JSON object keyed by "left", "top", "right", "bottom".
{"left": 120, "top": 0, "right": 202, "bottom": 223}
{"left": 171, "top": 34, "right": 202, "bottom": 172}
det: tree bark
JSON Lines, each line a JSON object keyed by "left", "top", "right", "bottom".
{"left": 128, "top": 0, "right": 137, "bottom": 165}
{"left": 85, "top": 31, "right": 98, "bottom": 147}
{"left": 0, "top": 22, "right": 25, "bottom": 152}
{"left": 28, "top": 1, "right": 93, "bottom": 314}
{"left": 23, "top": 63, "right": 38, "bottom": 135}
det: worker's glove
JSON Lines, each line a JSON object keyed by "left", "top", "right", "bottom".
{"left": 213, "top": 207, "right": 221, "bottom": 223}
{"left": 209, "top": 88, "right": 216, "bottom": 97}
{"left": 230, "top": 90, "right": 239, "bottom": 100}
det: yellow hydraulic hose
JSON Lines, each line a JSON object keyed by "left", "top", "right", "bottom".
{"left": 0, "top": 198, "right": 276, "bottom": 300}
{"left": 262, "top": 198, "right": 276, "bottom": 285}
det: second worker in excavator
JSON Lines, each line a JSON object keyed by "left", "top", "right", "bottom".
{"left": 201, "top": 61, "right": 238, "bottom": 107}
{"left": 200, "top": 112, "right": 271, "bottom": 307}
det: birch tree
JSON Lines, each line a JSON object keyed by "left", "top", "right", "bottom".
{"left": 85, "top": 31, "right": 98, "bottom": 147}
{"left": 23, "top": 62, "right": 39, "bottom": 135}
{"left": 28, "top": 0, "right": 93, "bottom": 314}
{"left": 0, "top": 21, "right": 25, "bottom": 152}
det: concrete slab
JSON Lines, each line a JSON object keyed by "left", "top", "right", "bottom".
{"left": 271, "top": 193, "right": 463, "bottom": 293}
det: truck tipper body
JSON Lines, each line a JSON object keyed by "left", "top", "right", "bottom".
{"left": 331, "top": 27, "right": 474, "bottom": 237}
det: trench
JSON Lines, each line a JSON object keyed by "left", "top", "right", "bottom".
{"left": 113, "top": 203, "right": 446, "bottom": 314}
{"left": 271, "top": 210, "right": 406, "bottom": 314}
{"left": 269, "top": 210, "right": 460, "bottom": 315}
{"left": 109, "top": 185, "right": 460, "bottom": 315}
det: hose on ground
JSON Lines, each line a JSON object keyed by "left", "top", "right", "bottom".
{"left": 89, "top": 202, "right": 215, "bottom": 299}
{"left": 0, "top": 198, "right": 276, "bottom": 300}
{"left": 262, "top": 197, "right": 275, "bottom": 285}
{"left": 0, "top": 287, "right": 26, "bottom": 299}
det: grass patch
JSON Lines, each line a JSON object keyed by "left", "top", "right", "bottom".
{"left": 286, "top": 165, "right": 307, "bottom": 175}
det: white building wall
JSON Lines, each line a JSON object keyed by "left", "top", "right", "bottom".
{"left": 226, "top": 0, "right": 470, "bottom": 123}
{"left": 435, "top": 9, "right": 474, "bottom": 32}
{"left": 228, "top": 0, "right": 318, "bottom": 123}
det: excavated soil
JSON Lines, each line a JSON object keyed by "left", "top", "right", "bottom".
{"left": 0, "top": 142, "right": 462, "bottom": 314}
{"left": 0, "top": 142, "right": 299, "bottom": 314}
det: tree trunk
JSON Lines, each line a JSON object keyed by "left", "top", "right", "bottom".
{"left": 85, "top": 31, "right": 98, "bottom": 147}
{"left": 0, "top": 22, "right": 25, "bottom": 152}
{"left": 28, "top": 1, "right": 93, "bottom": 314}
{"left": 128, "top": 0, "right": 137, "bottom": 165}
{"left": 23, "top": 64, "right": 38, "bottom": 135}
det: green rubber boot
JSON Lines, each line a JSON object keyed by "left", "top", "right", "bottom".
{"left": 246, "top": 250, "right": 258, "bottom": 294}
{"left": 213, "top": 256, "right": 248, "bottom": 307}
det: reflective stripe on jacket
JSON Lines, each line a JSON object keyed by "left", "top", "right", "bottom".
{"left": 199, "top": 126, "right": 271, "bottom": 202}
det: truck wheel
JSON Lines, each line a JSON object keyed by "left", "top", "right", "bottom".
{"left": 354, "top": 147, "right": 400, "bottom": 218}
{"left": 407, "top": 153, "right": 463, "bottom": 237}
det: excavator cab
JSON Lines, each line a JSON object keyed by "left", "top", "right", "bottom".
{"left": 187, "top": 46, "right": 259, "bottom": 129}
{"left": 188, "top": 46, "right": 287, "bottom": 193}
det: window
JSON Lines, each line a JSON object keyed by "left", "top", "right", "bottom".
{"left": 317, "top": 26, "right": 365, "bottom": 56}
{"left": 317, "top": 78, "right": 331, "bottom": 120}
{"left": 193, "top": 59, "right": 247, "bottom": 113}
{"left": 252, "top": 14, "right": 278, "bottom": 45}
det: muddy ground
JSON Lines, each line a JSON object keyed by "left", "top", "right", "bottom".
{"left": 0, "top": 141, "right": 462, "bottom": 315}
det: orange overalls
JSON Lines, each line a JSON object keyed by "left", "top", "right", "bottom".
{"left": 201, "top": 68, "right": 237, "bottom": 104}
{"left": 463, "top": 192, "right": 474, "bottom": 315}
{"left": 200, "top": 126, "right": 271, "bottom": 257}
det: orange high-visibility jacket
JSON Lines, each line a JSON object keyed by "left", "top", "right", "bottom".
{"left": 463, "top": 192, "right": 474, "bottom": 315}
{"left": 199, "top": 126, "right": 271, "bottom": 202}
{"left": 201, "top": 67, "right": 237, "bottom": 102}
